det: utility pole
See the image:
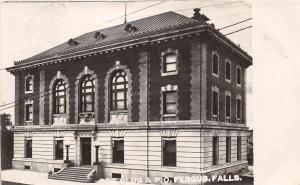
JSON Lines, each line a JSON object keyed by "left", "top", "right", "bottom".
{"left": 124, "top": 1, "right": 127, "bottom": 24}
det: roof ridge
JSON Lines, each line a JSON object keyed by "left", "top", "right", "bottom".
{"left": 14, "top": 11, "right": 203, "bottom": 65}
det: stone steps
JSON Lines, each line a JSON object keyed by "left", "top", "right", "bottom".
{"left": 48, "top": 167, "right": 95, "bottom": 183}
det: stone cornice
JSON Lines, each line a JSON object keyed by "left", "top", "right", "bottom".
{"left": 11, "top": 120, "right": 249, "bottom": 132}
{"left": 6, "top": 25, "right": 252, "bottom": 74}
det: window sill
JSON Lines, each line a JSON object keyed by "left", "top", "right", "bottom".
{"left": 161, "top": 71, "right": 178, "bottom": 77}
{"left": 212, "top": 115, "right": 218, "bottom": 121}
{"left": 163, "top": 114, "right": 176, "bottom": 117}
{"left": 53, "top": 114, "right": 67, "bottom": 117}
{"left": 236, "top": 83, "right": 241, "bottom": 87}
{"left": 225, "top": 79, "right": 231, "bottom": 83}
{"left": 161, "top": 165, "right": 177, "bottom": 168}
{"left": 25, "top": 90, "right": 33, "bottom": 94}
{"left": 111, "top": 163, "right": 125, "bottom": 166}
{"left": 110, "top": 110, "right": 128, "bottom": 113}
{"left": 212, "top": 73, "right": 219, "bottom": 78}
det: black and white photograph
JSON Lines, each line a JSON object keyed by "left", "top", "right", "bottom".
{"left": 0, "top": 1, "right": 299, "bottom": 185}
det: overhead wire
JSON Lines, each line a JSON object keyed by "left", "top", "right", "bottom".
{"left": 0, "top": 3, "right": 252, "bottom": 110}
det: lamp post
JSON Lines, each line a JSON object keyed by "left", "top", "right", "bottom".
{"left": 64, "top": 144, "right": 70, "bottom": 163}
{"left": 94, "top": 145, "right": 100, "bottom": 165}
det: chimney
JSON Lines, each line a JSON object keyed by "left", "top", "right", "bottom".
{"left": 192, "top": 8, "right": 210, "bottom": 23}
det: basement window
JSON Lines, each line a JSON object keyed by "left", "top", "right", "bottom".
{"left": 162, "top": 138, "right": 176, "bottom": 167}
{"left": 112, "top": 173, "right": 121, "bottom": 179}
{"left": 54, "top": 168, "right": 61, "bottom": 172}
{"left": 24, "top": 165, "right": 31, "bottom": 170}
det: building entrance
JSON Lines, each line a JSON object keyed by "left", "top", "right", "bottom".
{"left": 81, "top": 138, "right": 91, "bottom": 165}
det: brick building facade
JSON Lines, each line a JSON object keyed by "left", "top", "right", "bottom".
{"left": 6, "top": 9, "right": 252, "bottom": 181}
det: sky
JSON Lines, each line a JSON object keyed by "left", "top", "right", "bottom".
{"left": 2, "top": 1, "right": 300, "bottom": 185}
{"left": 0, "top": 0, "right": 252, "bottom": 120}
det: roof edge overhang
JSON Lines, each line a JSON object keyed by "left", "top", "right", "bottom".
{"left": 6, "top": 25, "right": 252, "bottom": 73}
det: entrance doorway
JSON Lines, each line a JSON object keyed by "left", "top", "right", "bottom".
{"left": 81, "top": 138, "right": 91, "bottom": 165}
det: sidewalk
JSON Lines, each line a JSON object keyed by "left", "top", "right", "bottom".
{"left": 1, "top": 170, "right": 152, "bottom": 185}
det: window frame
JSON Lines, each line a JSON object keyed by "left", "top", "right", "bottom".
{"left": 24, "top": 139, "right": 32, "bottom": 158}
{"left": 54, "top": 139, "right": 64, "bottom": 160}
{"left": 212, "top": 136, "right": 219, "bottom": 165}
{"left": 25, "top": 102, "right": 33, "bottom": 122}
{"left": 212, "top": 52, "right": 219, "bottom": 77}
{"left": 236, "top": 65, "right": 242, "bottom": 86}
{"left": 212, "top": 86, "right": 219, "bottom": 121}
{"left": 80, "top": 75, "right": 95, "bottom": 113}
{"left": 163, "top": 91, "right": 177, "bottom": 115}
{"left": 236, "top": 95, "right": 242, "bottom": 123}
{"left": 225, "top": 91, "right": 231, "bottom": 122}
{"left": 53, "top": 79, "right": 67, "bottom": 114}
{"left": 161, "top": 85, "right": 178, "bottom": 121}
{"left": 110, "top": 70, "right": 128, "bottom": 111}
{"left": 225, "top": 59, "right": 231, "bottom": 82}
{"left": 25, "top": 75, "right": 34, "bottom": 94}
{"left": 112, "top": 138, "right": 124, "bottom": 164}
{"left": 162, "top": 138, "right": 177, "bottom": 167}
{"left": 226, "top": 136, "right": 231, "bottom": 163}
{"left": 161, "top": 49, "right": 179, "bottom": 76}
{"left": 237, "top": 136, "right": 242, "bottom": 161}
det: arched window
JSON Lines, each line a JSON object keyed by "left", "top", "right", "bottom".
{"left": 212, "top": 53, "right": 219, "bottom": 76}
{"left": 111, "top": 70, "right": 128, "bottom": 110}
{"left": 80, "top": 75, "right": 95, "bottom": 112}
{"left": 53, "top": 79, "right": 66, "bottom": 114}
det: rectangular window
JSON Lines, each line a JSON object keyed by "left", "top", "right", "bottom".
{"left": 212, "top": 91, "right": 218, "bottom": 118}
{"left": 226, "top": 137, "right": 231, "bottom": 163}
{"left": 54, "top": 140, "right": 64, "bottom": 160}
{"left": 237, "top": 136, "right": 242, "bottom": 161}
{"left": 212, "top": 137, "right": 219, "bottom": 165}
{"left": 237, "top": 66, "right": 241, "bottom": 85}
{"left": 112, "top": 139, "right": 124, "bottom": 164}
{"left": 225, "top": 61, "right": 231, "bottom": 81}
{"left": 237, "top": 98, "right": 241, "bottom": 121}
{"left": 25, "top": 77, "right": 33, "bottom": 92}
{"left": 25, "top": 104, "right": 33, "bottom": 121}
{"left": 225, "top": 94, "right": 231, "bottom": 120}
{"left": 164, "top": 91, "right": 176, "bottom": 115}
{"left": 162, "top": 139, "right": 176, "bottom": 167}
{"left": 164, "top": 53, "right": 177, "bottom": 73}
{"left": 25, "top": 139, "right": 32, "bottom": 158}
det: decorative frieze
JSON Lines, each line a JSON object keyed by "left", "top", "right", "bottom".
{"left": 160, "top": 129, "right": 178, "bottom": 137}
{"left": 109, "top": 130, "right": 126, "bottom": 137}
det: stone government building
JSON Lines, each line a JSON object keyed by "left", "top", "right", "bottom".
{"left": 6, "top": 8, "right": 252, "bottom": 182}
